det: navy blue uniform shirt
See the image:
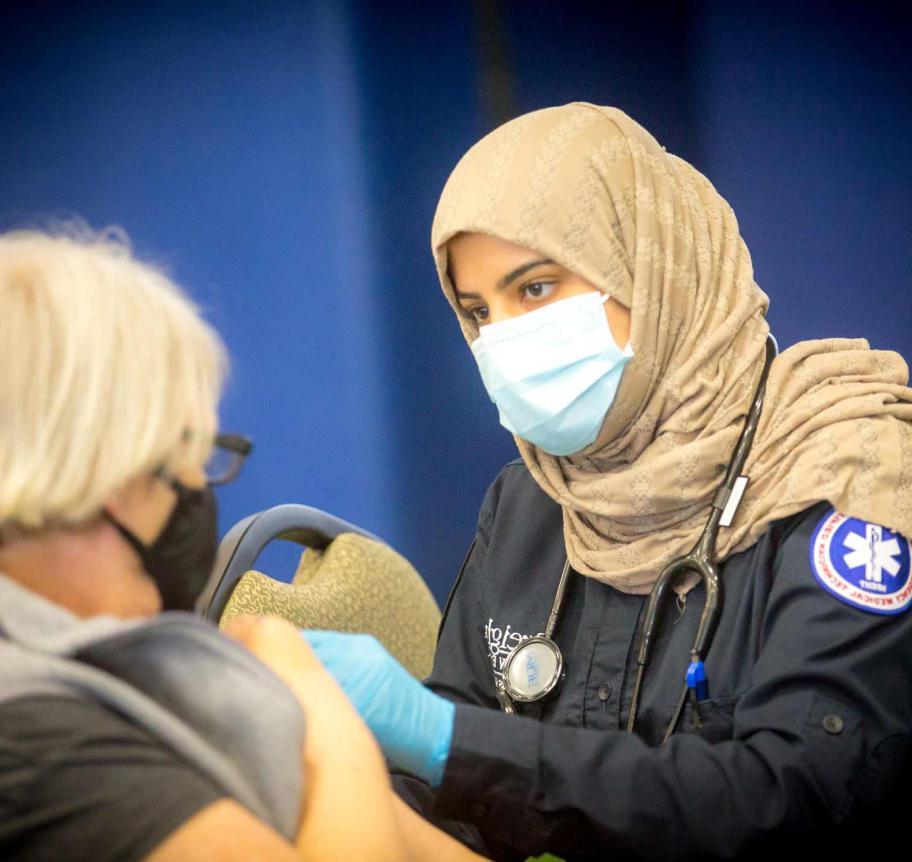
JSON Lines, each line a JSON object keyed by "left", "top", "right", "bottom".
{"left": 395, "top": 459, "right": 912, "bottom": 861}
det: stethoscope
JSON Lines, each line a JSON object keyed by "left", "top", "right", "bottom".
{"left": 497, "top": 337, "right": 777, "bottom": 741}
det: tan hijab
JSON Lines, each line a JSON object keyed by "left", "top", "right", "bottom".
{"left": 432, "top": 103, "right": 912, "bottom": 594}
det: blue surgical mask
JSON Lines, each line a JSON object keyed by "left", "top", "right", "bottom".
{"left": 470, "top": 292, "right": 633, "bottom": 456}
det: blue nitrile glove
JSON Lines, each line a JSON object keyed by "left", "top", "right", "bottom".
{"left": 301, "top": 631, "right": 455, "bottom": 786}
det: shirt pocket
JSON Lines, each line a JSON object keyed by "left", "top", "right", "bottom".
{"left": 678, "top": 693, "right": 742, "bottom": 744}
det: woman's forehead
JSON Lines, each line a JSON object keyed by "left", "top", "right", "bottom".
{"left": 447, "top": 232, "right": 553, "bottom": 278}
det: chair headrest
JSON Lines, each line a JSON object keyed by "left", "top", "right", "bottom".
{"left": 218, "top": 533, "right": 440, "bottom": 679}
{"left": 197, "top": 504, "right": 381, "bottom": 622}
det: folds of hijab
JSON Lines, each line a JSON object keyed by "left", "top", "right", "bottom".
{"left": 432, "top": 103, "right": 912, "bottom": 595}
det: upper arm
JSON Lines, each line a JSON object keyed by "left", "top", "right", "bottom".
{"left": 1, "top": 692, "right": 408, "bottom": 862}
{"left": 144, "top": 799, "right": 298, "bottom": 861}
{"left": 149, "top": 797, "right": 479, "bottom": 862}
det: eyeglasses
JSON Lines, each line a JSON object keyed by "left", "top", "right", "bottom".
{"left": 204, "top": 433, "right": 253, "bottom": 486}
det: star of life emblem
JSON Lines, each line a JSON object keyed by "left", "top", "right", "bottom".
{"left": 810, "top": 509, "right": 912, "bottom": 614}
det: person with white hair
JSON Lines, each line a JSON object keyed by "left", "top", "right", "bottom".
{"left": 0, "top": 228, "right": 487, "bottom": 862}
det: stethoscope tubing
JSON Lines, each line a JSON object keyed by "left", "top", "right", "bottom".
{"left": 499, "top": 336, "right": 777, "bottom": 740}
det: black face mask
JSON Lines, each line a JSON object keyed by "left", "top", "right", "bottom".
{"left": 105, "top": 484, "right": 218, "bottom": 612}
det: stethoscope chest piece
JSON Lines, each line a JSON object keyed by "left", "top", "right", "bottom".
{"left": 501, "top": 635, "right": 564, "bottom": 703}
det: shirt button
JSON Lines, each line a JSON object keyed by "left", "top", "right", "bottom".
{"left": 822, "top": 714, "right": 844, "bottom": 734}
{"left": 469, "top": 802, "right": 486, "bottom": 820}
{"left": 598, "top": 683, "right": 612, "bottom": 702}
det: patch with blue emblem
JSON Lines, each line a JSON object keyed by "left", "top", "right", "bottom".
{"left": 810, "top": 509, "right": 912, "bottom": 614}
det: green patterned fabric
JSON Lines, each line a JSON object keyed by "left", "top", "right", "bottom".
{"left": 218, "top": 533, "right": 440, "bottom": 679}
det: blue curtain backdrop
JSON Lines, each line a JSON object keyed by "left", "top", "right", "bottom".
{"left": 2, "top": 0, "right": 909, "bottom": 603}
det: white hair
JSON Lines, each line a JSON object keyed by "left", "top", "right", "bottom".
{"left": 0, "top": 226, "right": 227, "bottom": 538}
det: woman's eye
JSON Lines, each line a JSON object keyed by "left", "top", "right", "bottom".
{"left": 468, "top": 305, "right": 489, "bottom": 323}
{"left": 522, "top": 281, "right": 556, "bottom": 301}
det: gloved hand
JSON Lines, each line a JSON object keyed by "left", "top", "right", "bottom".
{"left": 300, "top": 630, "right": 455, "bottom": 787}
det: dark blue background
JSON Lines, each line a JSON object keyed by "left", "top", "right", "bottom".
{"left": 2, "top": 0, "right": 909, "bottom": 602}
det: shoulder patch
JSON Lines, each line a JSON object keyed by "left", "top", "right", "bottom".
{"left": 809, "top": 508, "right": 912, "bottom": 614}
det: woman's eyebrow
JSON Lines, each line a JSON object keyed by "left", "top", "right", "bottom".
{"left": 497, "top": 259, "right": 554, "bottom": 290}
{"left": 453, "top": 258, "right": 555, "bottom": 301}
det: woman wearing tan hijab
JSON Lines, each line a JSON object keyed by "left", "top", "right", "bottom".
{"left": 305, "top": 104, "right": 912, "bottom": 860}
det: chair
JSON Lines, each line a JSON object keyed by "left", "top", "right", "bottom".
{"left": 197, "top": 505, "right": 441, "bottom": 679}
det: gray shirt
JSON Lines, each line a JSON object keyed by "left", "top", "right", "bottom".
{"left": 0, "top": 575, "right": 305, "bottom": 843}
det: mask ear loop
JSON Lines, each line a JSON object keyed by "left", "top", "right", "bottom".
{"left": 100, "top": 468, "right": 188, "bottom": 559}
{"left": 101, "top": 508, "right": 152, "bottom": 560}
{"left": 598, "top": 292, "right": 634, "bottom": 356}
